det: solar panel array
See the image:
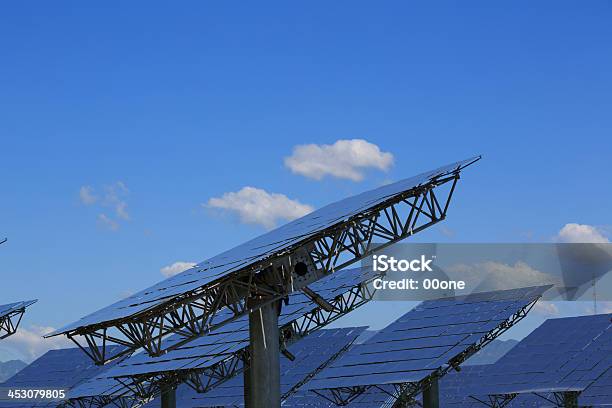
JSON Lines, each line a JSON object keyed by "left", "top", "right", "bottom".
{"left": 51, "top": 156, "right": 479, "bottom": 336}
{"left": 0, "top": 346, "right": 124, "bottom": 408}
{"left": 469, "top": 313, "right": 612, "bottom": 400}
{"left": 138, "top": 327, "right": 365, "bottom": 408}
{"left": 0, "top": 301, "right": 36, "bottom": 319}
{"left": 66, "top": 267, "right": 376, "bottom": 401}
{"left": 304, "top": 286, "right": 547, "bottom": 398}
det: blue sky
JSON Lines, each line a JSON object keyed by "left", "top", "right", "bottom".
{"left": 0, "top": 1, "right": 611, "bottom": 361}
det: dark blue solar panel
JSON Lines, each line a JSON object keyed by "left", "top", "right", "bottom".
{"left": 470, "top": 313, "right": 612, "bottom": 398}
{"left": 0, "top": 300, "right": 36, "bottom": 319}
{"left": 303, "top": 286, "right": 547, "bottom": 392}
{"left": 52, "top": 157, "right": 479, "bottom": 335}
{"left": 140, "top": 327, "right": 365, "bottom": 408}
{"left": 0, "top": 346, "right": 124, "bottom": 408}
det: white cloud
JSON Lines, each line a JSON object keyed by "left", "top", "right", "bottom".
{"left": 104, "top": 181, "right": 130, "bottom": 221}
{"left": 161, "top": 261, "right": 197, "bottom": 277}
{"left": 97, "top": 213, "right": 119, "bottom": 231}
{"left": 533, "top": 301, "right": 560, "bottom": 317}
{"left": 284, "top": 139, "right": 394, "bottom": 181}
{"left": 81, "top": 181, "right": 131, "bottom": 230}
{"left": 206, "top": 187, "right": 313, "bottom": 229}
{"left": 0, "top": 325, "right": 72, "bottom": 363}
{"left": 556, "top": 223, "right": 609, "bottom": 243}
{"left": 79, "top": 186, "right": 97, "bottom": 205}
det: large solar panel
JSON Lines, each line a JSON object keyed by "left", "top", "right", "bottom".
{"left": 303, "top": 286, "right": 548, "bottom": 405}
{"left": 65, "top": 267, "right": 378, "bottom": 404}
{"left": 138, "top": 327, "right": 365, "bottom": 408}
{"left": 0, "top": 346, "right": 124, "bottom": 408}
{"left": 469, "top": 313, "right": 612, "bottom": 405}
{"left": 49, "top": 156, "right": 479, "bottom": 357}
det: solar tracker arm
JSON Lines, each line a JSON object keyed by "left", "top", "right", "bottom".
{"left": 301, "top": 286, "right": 336, "bottom": 313}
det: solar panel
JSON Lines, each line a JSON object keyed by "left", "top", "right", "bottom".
{"left": 65, "top": 267, "right": 378, "bottom": 405}
{"left": 127, "top": 328, "right": 365, "bottom": 408}
{"left": 468, "top": 313, "right": 612, "bottom": 406}
{"left": 0, "top": 346, "right": 124, "bottom": 408}
{"left": 47, "top": 156, "right": 480, "bottom": 364}
{"left": 303, "top": 286, "right": 549, "bottom": 405}
{"left": 0, "top": 300, "right": 37, "bottom": 340}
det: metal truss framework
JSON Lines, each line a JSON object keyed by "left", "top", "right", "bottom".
{"left": 472, "top": 390, "right": 581, "bottom": 408}
{"left": 61, "top": 395, "right": 149, "bottom": 408}
{"left": 96, "top": 272, "right": 379, "bottom": 406}
{"left": 0, "top": 306, "right": 28, "bottom": 339}
{"left": 312, "top": 295, "right": 542, "bottom": 407}
{"left": 65, "top": 172, "right": 464, "bottom": 365}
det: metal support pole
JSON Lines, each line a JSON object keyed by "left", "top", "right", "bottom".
{"left": 160, "top": 386, "right": 176, "bottom": 408}
{"left": 246, "top": 299, "right": 281, "bottom": 408}
{"left": 423, "top": 377, "right": 439, "bottom": 408}
{"left": 563, "top": 391, "right": 578, "bottom": 408}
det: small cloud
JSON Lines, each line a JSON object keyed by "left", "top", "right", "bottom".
{"left": 104, "top": 181, "right": 130, "bottom": 221}
{"left": 556, "top": 223, "right": 609, "bottom": 243}
{"left": 97, "top": 213, "right": 119, "bottom": 231}
{"left": 533, "top": 301, "right": 560, "bottom": 317}
{"left": 161, "top": 261, "right": 197, "bottom": 277}
{"left": 284, "top": 139, "right": 394, "bottom": 181}
{"left": 0, "top": 325, "right": 72, "bottom": 363}
{"left": 80, "top": 181, "right": 131, "bottom": 230}
{"left": 115, "top": 201, "right": 129, "bottom": 220}
{"left": 79, "top": 186, "right": 97, "bottom": 205}
{"left": 206, "top": 187, "right": 313, "bottom": 229}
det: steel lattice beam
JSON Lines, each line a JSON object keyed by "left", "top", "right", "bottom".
{"left": 61, "top": 395, "right": 148, "bottom": 408}
{"left": 0, "top": 307, "right": 27, "bottom": 339}
{"left": 64, "top": 173, "right": 465, "bottom": 365}
{"left": 314, "top": 295, "right": 542, "bottom": 407}
{"left": 474, "top": 390, "right": 581, "bottom": 408}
